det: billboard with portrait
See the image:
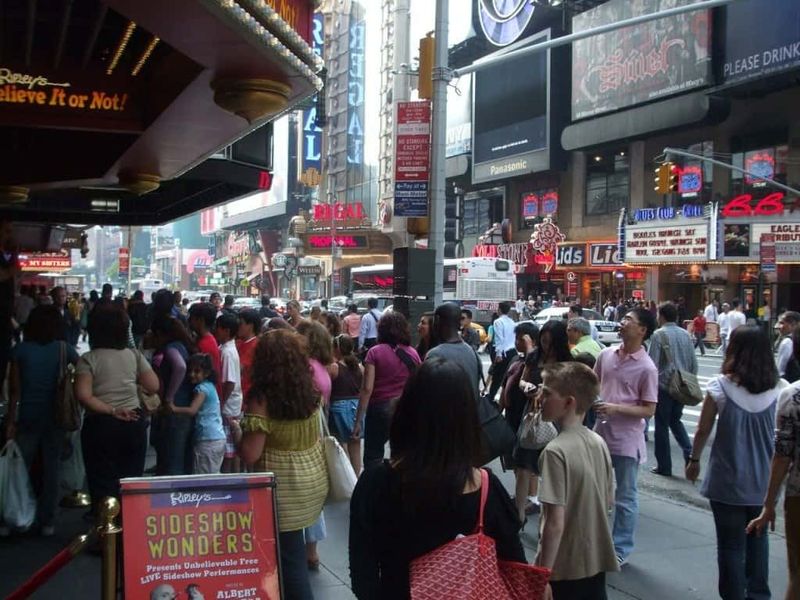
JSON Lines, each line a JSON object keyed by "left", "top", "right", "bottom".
{"left": 724, "top": 224, "right": 751, "bottom": 257}
{"left": 571, "top": 0, "right": 711, "bottom": 120}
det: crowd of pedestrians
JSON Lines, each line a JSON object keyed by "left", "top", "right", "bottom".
{"left": 2, "top": 282, "right": 799, "bottom": 600}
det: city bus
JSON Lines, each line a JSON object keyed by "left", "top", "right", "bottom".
{"left": 349, "top": 257, "right": 516, "bottom": 324}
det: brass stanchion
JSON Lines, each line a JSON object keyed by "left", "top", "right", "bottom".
{"left": 60, "top": 490, "right": 91, "bottom": 508}
{"left": 97, "top": 497, "right": 121, "bottom": 600}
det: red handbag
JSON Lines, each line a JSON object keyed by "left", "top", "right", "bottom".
{"left": 410, "top": 469, "right": 550, "bottom": 600}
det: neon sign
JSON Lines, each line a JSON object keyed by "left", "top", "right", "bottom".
{"left": 745, "top": 150, "right": 775, "bottom": 186}
{"left": 634, "top": 204, "right": 703, "bottom": 222}
{"left": 347, "top": 20, "right": 365, "bottom": 165}
{"left": 312, "top": 202, "right": 365, "bottom": 221}
{"left": 678, "top": 165, "right": 702, "bottom": 195}
{"left": 721, "top": 192, "right": 785, "bottom": 217}
{"left": 307, "top": 235, "right": 367, "bottom": 249}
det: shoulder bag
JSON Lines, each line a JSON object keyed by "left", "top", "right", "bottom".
{"left": 132, "top": 349, "right": 161, "bottom": 413}
{"left": 394, "top": 345, "right": 418, "bottom": 374}
{"left": 658, "top": 332, "right": 703, "bottom": 406}
{"left": 55, "top": 342, "right": 80, "bottom": 431}
{"left": 410, "top": 468, "right": 550, "bottom": 600}
{"left": 319, "top": 409, "right": 358, "bottom": 503}
{"left": 517, "top": 398, "right": 558, "bottom": 450}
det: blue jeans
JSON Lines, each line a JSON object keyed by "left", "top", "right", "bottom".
{"left": 710, "top": 501, "right": 770, "bottom": 600}
{"left": 153, "top": 414, "right": 194, "bottom": 475}
{"left": 364, "top": 401, "right": 393, "bottom": 469}
{"left": 279, "top": 529, "right": 314, "bottom": 600}
{"left": 16, "top": 419, "right": 62, "bottom": 528}
{"left": 611, "top": 454, "right": 639, "bottom": 561}
{"left": 654, "top": 389, "right": 692, "bottom": 475}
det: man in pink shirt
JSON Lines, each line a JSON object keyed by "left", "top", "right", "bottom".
{"left": 342, "top": 303, "right": 362, "bottom": 341}
{"left": 594, "top": 306, "right": 658, "bottom": 568}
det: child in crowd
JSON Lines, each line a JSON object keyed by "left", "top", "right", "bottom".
{"left": 188, "top": 302, "right": 222, "bottom": 394}
{"left": 535, "top": 361, "right": 619, "bottom": 600}
{"left": 169, "top": 353, "right": 225, "bottom": 474}
{"left": 215, "top": 312, "right": 243, "bottom": 473}
{"left": 235, "top": 309, "right": 260, "bottom": 405}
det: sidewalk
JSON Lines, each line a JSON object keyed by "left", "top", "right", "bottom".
{"left": 3, "top": 460, "right": 786, "bottom": 600}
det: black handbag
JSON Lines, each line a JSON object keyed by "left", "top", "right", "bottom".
{"left": 476, "top": 394, "right": 516, "bottom": 466}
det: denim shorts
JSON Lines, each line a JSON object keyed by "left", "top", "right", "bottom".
{"left": 328, "top": 399, "right": 362, "bottom": 443}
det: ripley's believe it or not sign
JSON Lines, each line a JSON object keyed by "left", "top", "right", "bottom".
{"left": 0, "top": 68, "right": 131, "bottom": 112}
{"left": 121, "top": 474, "right": 280, "bottom": 600}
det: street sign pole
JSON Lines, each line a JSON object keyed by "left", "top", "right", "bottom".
{"left": 429, "top": 0, "right": 448, "bottom": 307}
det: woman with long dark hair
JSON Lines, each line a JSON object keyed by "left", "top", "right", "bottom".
{"left": 349, "top": 358, "right": 525, "bottom": 599}
{"left": 353, "top": 312, "right": 421, "bottom": 469}
{"left": 513, "top": 319, "right": 572, "bottom": 522}
{"left": 240, "top": 329, "right": 328, "bottom": 600}
{"left": 415, "top": 312, "right": 434, "bottom": 359}
{"left": 331, "top": 334, "right": 364, "bottom": 473}
{"left": 687, "top": 326, "right": 788, "bottom": 600}
{"left": 4, "top": 305, "right": 79, "bottom": 535}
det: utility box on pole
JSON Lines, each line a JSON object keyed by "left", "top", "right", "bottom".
{"left": 392, "top": 247, "right": 435, "bottom": 297}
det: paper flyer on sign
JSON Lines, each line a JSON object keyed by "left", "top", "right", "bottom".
{"left": 121, "top": 474, "right": 279, "bottom": 600}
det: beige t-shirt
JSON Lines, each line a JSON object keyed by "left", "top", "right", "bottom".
{"left": 76, "top": 348, "right": 152, "bottom": 411}
{"left": 537, "top": 424, "right": 619, "bottom": 581}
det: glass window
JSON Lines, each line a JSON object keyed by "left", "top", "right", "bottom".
{"left": 585, "top": 149, "right": 629, "bottom": 216}
{"left": 463, "top": 197, "right": 493, "bottom": 237}
{"left": 672, "top": 141, "right": 713, "bottom": 204}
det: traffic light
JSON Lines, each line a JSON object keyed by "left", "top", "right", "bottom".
{"left": 418, "top": 33, "right": 434, "bottom": 100}
{"left": 668, "top": 163, "right": 680, "bottom": 193}
{"left": 653, "top": 162, "right": 670, "bottom": 194}
{"left": 444, "top": 187, "right": 463, "bottom": 258}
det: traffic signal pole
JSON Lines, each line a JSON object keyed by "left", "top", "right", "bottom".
{"left": 429, "top": 0, "right": 448, "bottom": 307}
{"left": 425, "top": 0, "right": 734, "bottom": 303}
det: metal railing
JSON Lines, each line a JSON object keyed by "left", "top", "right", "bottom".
{"left": 6, "top": 497, "right": 121, "bottom": 600}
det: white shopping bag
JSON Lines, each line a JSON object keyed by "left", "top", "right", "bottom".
{"left": 0, "top": 440, "right": 36, "bottom": 529}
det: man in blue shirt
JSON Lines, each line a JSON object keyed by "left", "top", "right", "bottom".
{"left": 486, "top": 301, "right": 516, "bottom": 401}
{"left": 358, "top": 297, "right": 382, "bottom": 352}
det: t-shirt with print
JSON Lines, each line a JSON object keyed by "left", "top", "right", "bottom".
{"left": 219, "top": 339, "right": 243, "bottom": 417}
{"left": 193, "top": 381, "right": 225, "bottom": 442}
{"left": 76, "top": 348, "right": 152, "bottom": 411}
{"left": 12, "top": 341, "right": 79, "bottom": 423}
{"left": 365, "top": 343, "right": 421, "bottom": 403}
{"left": 537, "top": 424, "right": 619, "bottom": 581}
{"left": 236, "top": 336, "right": 258, "bottom": 402}
{"left": 776, "top": 381, "right": 800, "bottom": 497}
{"left": 196, "top": 332, "right": 222, "bottom": 397}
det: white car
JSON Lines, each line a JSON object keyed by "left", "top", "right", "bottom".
{"left": 529, "top": 306, "right": 622, "bottom": 346}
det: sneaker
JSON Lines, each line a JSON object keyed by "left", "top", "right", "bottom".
{"left": 40, "top": 525, "right": 55, "bottom": 537}
{"left": 524, "top": 500, "right": 541, "bottom": 515}
{"left": 616, "top": 555, "right": 628, "bottom": 568}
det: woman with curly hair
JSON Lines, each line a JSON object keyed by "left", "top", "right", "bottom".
{"left": 354, "top": 312, "right": 421, "bottom": 469}
{"left": 240, "top": 329, "right": 328, "bottom": 600}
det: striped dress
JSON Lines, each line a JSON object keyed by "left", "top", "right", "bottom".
{"left": 241, "top": 410, "right": 328, "bottom": 532}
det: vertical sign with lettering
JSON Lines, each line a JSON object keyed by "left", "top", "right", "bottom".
{"left": 347, "top": 17, "right": 365, "bottom": 167}
{"left": 301, "top": 13, "right": 324, "bottom": 176}
{"left": 394, "top": 101, "right": 431, "bottom": 217}
{"left": 118, "top": 247, "right": 130, "bottom": 278}
{"left": 760, "top": 233, "right": 776, "bottom": 273}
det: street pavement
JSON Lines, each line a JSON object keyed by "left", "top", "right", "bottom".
{"left": 0, "top": 347, "right": 791, "bottom": 599}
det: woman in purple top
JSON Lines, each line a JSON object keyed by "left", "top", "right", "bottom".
{"left": 354, "top": 312, "right": 421, "bottom": 470}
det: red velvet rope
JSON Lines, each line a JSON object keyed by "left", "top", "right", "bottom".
{"left": 6, "top": 546, "right": 75, "bottom": 600}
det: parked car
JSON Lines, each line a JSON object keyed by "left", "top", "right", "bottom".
{"left": 232, "top": 297, "right": 261, "bottom": 312}
{"left": 525, "top": 306, "right": 621, "bottom": 346}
